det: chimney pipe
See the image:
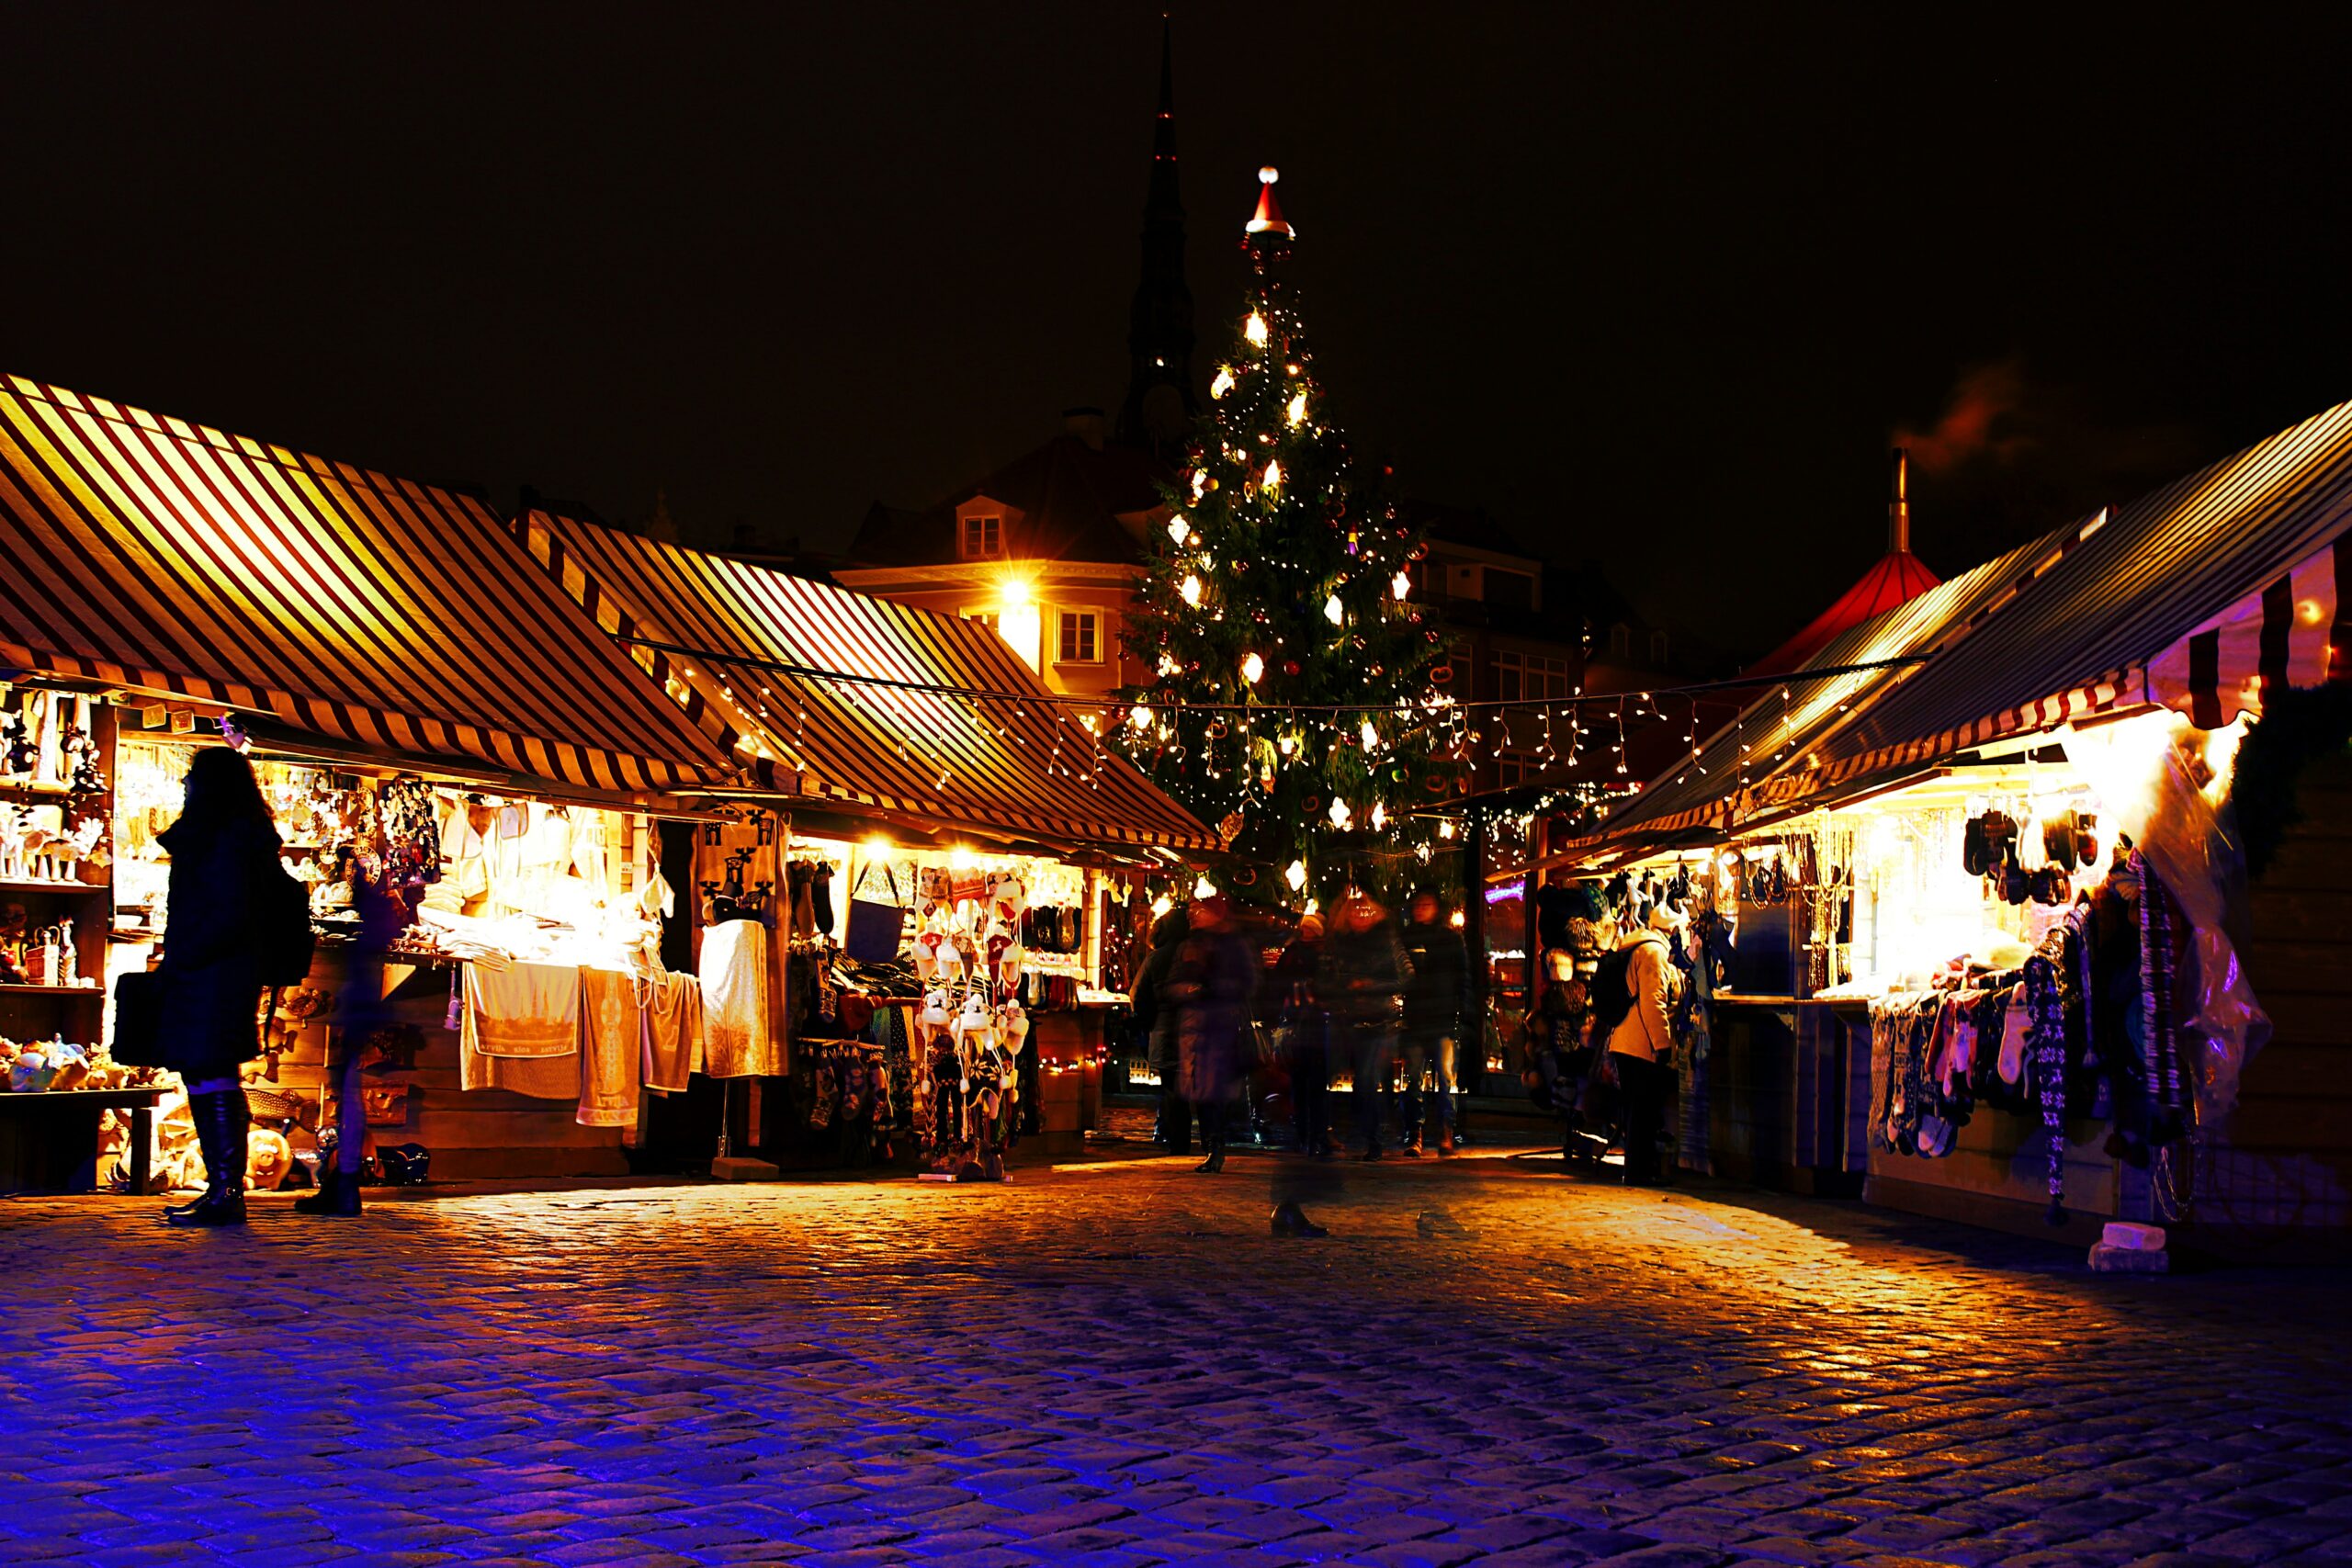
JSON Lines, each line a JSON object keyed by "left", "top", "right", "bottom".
{"left": 1888, "top": 446, "right": 1910, "bottom": 555}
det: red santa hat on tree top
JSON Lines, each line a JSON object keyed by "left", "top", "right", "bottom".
{"left": 1245, "top": 165, "right": 1295, "bottom": 239}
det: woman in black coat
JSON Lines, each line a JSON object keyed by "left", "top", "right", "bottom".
{"left": 156, "top": 747, "right": 282, "bottom": 1227}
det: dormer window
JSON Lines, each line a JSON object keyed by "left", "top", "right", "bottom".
{"left": 961, "top": 513, "right": 1003, "bottom": 559}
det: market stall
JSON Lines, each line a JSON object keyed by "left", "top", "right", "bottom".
{"left": 1547, "top": 396, "right": 2352, "bottom": 1256}
{"left": 515, "top": 508, "right": 1217, "bottom": 1177}
{"left": 0, "top": 377, "right": 738, "bottom": 1189}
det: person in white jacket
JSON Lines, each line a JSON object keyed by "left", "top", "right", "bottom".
{"left": 1605, "top": 906, "right": 1683, "bottom": 1185}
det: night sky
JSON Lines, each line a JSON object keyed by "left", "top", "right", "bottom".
{"left": 13, "top": 4, "right": 2352, "bottom": 661}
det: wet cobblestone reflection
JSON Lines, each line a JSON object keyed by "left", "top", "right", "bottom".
{"left": 3, "top": 1153, "right": 2347, "bottom": 1566}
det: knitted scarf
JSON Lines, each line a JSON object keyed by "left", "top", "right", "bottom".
{"left": 2022, "top": 941, "right": 2072, "bottom": 1224}
{"left": 2136, "top": 851, "right": 2184, "bottom": 1116}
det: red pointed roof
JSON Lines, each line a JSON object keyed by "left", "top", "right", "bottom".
{"left": 1750, "top": 547, "right": 1941, "bottom": 676}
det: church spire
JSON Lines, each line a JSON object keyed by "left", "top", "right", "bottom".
{"left": 1116, "top": 16, "right": 1199, "bottom": 457}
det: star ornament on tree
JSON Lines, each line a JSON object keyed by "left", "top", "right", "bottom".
{"left": 1114, "top": 165, "right": 1464, "bottom": 904}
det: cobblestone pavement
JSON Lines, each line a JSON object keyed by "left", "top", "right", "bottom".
{"left": 4, "top": 1150, "right": 2350, "bottom": 1568}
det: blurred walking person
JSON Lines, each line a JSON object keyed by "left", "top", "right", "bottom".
{"left": 1166, "top": 895, "right": 1258, "bottom": 1173}
{"left": 1273, "top": 912, "right": 1331, "bottom": 1157}
{"left": 1323, "top": 891, "right": 1408, "bottom": 1161}
{"left": 1131, "top": 907, "right": 1192, "bottom": 1154}
{"left": 1398, "top": 889, "right": 1469, "bottom": 1157}
{"left": 1600, "top": 905, "right": 1682, "bottom": 1186}
{"left": 297, "top": 851, "right": 406, "bottom": 1217}
{"left": 155, "top": 748, "right": 282, "bottom": 1228}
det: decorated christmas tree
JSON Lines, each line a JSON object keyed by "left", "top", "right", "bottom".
{"left": 1115, "top": 168, "right": 1464, "bottom": 903}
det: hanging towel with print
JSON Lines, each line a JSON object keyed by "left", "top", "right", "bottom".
{"left": 464, "top": 961, "right": 581, "bottom": 1057}
{"left": 701, "top": 919, "right": 780, "bottom": 1077}
{"left": 577, "top": 968, "right": 643, "bottom": 1127}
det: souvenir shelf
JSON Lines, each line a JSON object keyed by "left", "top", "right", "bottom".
{"left": 0, "top": 695, "right": 116, "bottom": 1049}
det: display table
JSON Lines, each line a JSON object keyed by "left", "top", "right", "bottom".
{"left": 0, "top": 1088, "right": 166, "bottom": 1194}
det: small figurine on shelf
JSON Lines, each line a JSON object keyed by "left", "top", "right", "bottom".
{"left": 0, "top": 698, "right": 36, "bottom": 781}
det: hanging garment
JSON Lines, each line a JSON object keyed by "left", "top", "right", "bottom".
{"left": 701, "top": 919, "right": 780, "bottom": 1077}
{"left": 577, "top": 968, "right": 643, "bottom": 1128}
{"left": 464, "top": 962, "right": 581, "bottom": 1057}
{"left": 639, "top": 973, "right": 706, "bottom": 1093}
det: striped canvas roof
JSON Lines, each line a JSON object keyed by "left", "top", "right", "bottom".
{"left": 520, "top": 511, "right": 1217, "bottom": 853}
{"left": 1815, "top": 396, "right": 2352, "bottom": 777}
{"left": 0, "top": 376, "right": 734, "bottom": 795}
{"left": 1552, "top": 524, "right": 2079, "bottom": 863}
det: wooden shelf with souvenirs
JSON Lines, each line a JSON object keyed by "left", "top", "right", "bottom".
{"left": 0, "top": 691, "right": 115, "bottom": 1028}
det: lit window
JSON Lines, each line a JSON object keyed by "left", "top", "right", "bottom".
{"left": 961, "top": 514, "right": 1003, "bottom": 559}
{"left": 1057, "top": 611, "right": 1102, "bottom": 664}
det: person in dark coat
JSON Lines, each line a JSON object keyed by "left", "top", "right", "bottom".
{"left": 1166, "top": 895, "right": 1258, "bottom": 1174}
{"left": 1398, "top": 890, "right": 1471, "bottom": 1156}
{"left": 1273, "top": 913, "right": 1330, "bottom": 1157}
{"left": 1130, "top": 907, "right": 1192, "bottom": 1153}
{"left": 155, "top": 747, "right": 282, "bottom": 1228}
{"left": 1322, "top": 892, "right": 1409, "bottom": 1160}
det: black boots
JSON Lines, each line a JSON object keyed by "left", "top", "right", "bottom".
{"left": 293, "top": 1162, "right": 363, "bottom": 1217}
{"left": 1271, "top": 1201, "right": 1329, "bottom": 1237}
{"left": 165, "top": 1089, "right": 248, "bottom": 1227}
{"left": 1194, "top": 1145, "right": 1226, "bottom": 1175}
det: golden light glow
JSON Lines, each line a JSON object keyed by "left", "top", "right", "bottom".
{"left": 947, "top": 846, "right": 976, "bottom": 871}
{"left": 1190, "top": 469, "right": 1208, "bottom": 502}
{"left": 1360, "top": 718, "right": 1379, "bottom": 751}
{"left": 1439, "top": 820, "right": 1456, "bottom": 840}
{"left": 1129, "top": 704, "right": 1153, "bottom": 731}
{"left": 1286, "top": 390, "right": 1307, "bottom": 426}
{"left": 1263, "top": 458, "right": 1283, "bottom": 491}
{"left": 1304, "top": 897, "right": 1319, "bottom": 917}
{"left": 1369, "top": 801, "right": 1386, "bottom": 831}
{"left": 1324, "top": 593, "right": 1344, "bottom": 626}
{"left": 1392, "top": 570, "right": 1412, "bottom": 601}
{"left": 996, "top": 576, "right": 1042, "bottom": 671}
{"left": 1158, "top": 652, "right": 1181, "bottom": 677}
{"left": 864, "top": 834, "right": 894, "bottom": 854}
{"left": 2301, "top": 598, "right": 2325, "bottom": 625}
{"left": 1150, "top": 894, "right": 1174, "bottom": 918}
{"left": 1211, "top": 366, "right": 1236, "bottom": 400}
{"left": 1285, "top": 858, "right": 1307, "bottom": 892}
{"left": 1450, "top": 910, "right": 1466, "bottom": 928}
{"left": 1245, "top": 312, "right": 1269, "bottom": 346}
{"left": 1168, "top": 515, "right": 1190, "bottom": 543}
{"left": 1193, "top": 875, "right": 1218, "bottom": 899}
{"left": 1329, "top": 798, "right": 1352, "bottom": 830}
{"left": 1241, "top": 652, "right": 1265, "bottom": 683}
{"left": 1180, "top": 574, "right": 1203, "bottom": 607}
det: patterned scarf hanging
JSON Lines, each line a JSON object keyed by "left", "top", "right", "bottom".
{"left": 2022, "top": 942, "right": 2072, "bottom": 1224}
{"left": 2136, "top": 851, "right": 2185, "bottom": 1116}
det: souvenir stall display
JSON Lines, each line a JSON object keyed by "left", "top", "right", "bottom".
{"left": 106, "top": 733, "right": 711, "bottom": 1186}
{"left": 1595, "top": 710, "right": 2266, "bottom": 1233}
{"left": 775, "top": 831, "right": 1136, "bottom": 1173}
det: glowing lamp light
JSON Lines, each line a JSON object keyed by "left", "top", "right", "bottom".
{"left": 1263, "top": 458, "right": 1283, "bottom": 491}
{"left": 1245, "top": 311, "right": 1269, "bottom": 347}
{"left": 1190, "top": 469, "right": 1208, "bottom": 502}
{"left": 1193, "top": 875, "right": 1218, "bottom": 899}
{"left": 1450, "top": 910, "right": 1466, "bottom": 928}
{"left": 1158, "top": 652, "right": 1181, "bottom": 677}
{"left": 1277, "top": 734, "right": 1296, "bottom": 756}
{"left": 1150, "top": 894, "right": 1174, "bottom": 918}
{"left": 1329, "top": 798, "right": 1352, "bottom": 830}
{"left": 996, "top": 576, "right": 1042, "bottom": 670}
{"left": 1285, "top": 859, "right": 1307, "bottom": 892}
{"left": 1286, "top": 390, "right": 1307, "bottom": 427}
{"left": 1129, "top": 704, "right": 1154, "bottom": 732}
{"left": 1324, "top": 593, "right": 1344, "bottom": 626}
{"left": 864, "top": 834, "right": 894, "bottom": 854}
{"left": 1211, "top": 366, "right": 1236, "bottom": 400}
{"left": 1241, "top": 652, "right": 1265, "bottom": 684}
{"left": 1392, "top": 570, "right": 1412, "bottom": 601}
{"left": 1439, "top": 820, "right": 1457, "bottom": 840}
{"left": 1180, "top": 574, "right": 1203, "bottom": 607}
{"left": 1304, "top": 897, "right": 1319, "bottom": 917}
{"left": 948, "top": 846, "right": 976, "bottom": 871}
{"left": 1370, "top": 802, "right": 1386, "bottom": 831}
{"left": 1168, "top": 515, "right": 1191, "bottom": 543}
{"left": 1360, "top": 718, "right": 1379, "bottom": 751}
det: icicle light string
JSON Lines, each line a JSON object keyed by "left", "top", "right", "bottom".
{"left": 615, "top": 636, "right": 1927, "bottom": 718}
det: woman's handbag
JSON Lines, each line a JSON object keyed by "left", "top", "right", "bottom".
{"left": 843, "top": 863, "right": 907, "bottom": 964}
{"left": 112, "top": 967, "right": 165, "bottom": 1067}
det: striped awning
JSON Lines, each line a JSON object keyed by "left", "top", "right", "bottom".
{"left": 519, "top": 510, "right": 1218, "bottom": 852}
{"left": 1814, "top": 396, "right": 2352, "bottom": 779}
{"left": 0, "top": 377, "right": 733, "bottom": 795}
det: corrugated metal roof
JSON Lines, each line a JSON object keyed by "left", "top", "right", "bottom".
{"left": 1820, "top": 396, "right": 2352, "bottom": 773}
{"left": 0, "top": 376, "right": 734, "bottom": 795}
